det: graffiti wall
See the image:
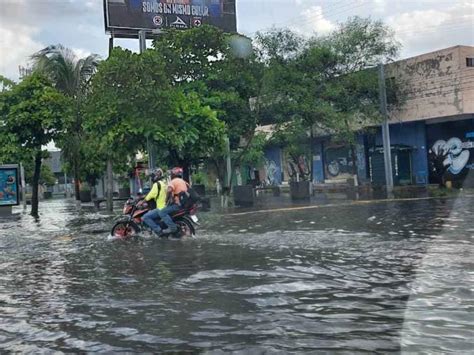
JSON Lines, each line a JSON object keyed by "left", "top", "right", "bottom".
{"left": 323, "top": 144, "right": 354, "bottom": 181}
{"left": 426, "top": 118, "right": 474, "bottom": 187}
{"left": 263, "top": 146, "right": 282, "bottom": 185}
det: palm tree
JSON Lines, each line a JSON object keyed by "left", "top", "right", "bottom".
{"left": 31, "top": 45, "right": 100, "bottom": 201}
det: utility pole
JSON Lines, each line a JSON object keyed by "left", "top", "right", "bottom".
{"left": 139, "top": 30, "right": 155, "bottom": 172}
{"left": 378, "top": 63, "right": 394, "bottom": 196}
{"left": 106, "top": 35, "right": 115, "bottom": 212}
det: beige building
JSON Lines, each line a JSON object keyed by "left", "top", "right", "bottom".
{"left": 388, "top": 45, "right": 474, "bottom": 123}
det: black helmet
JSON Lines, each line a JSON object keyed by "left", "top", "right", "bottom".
{"left": 150, "top": 168, "right": 163, "bottom": 183}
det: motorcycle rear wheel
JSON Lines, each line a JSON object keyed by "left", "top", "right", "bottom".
{"left": 175, "top": 219, "right": 194, "bottom": 238}
{"left": 111, "top": 221, "right": 139, "bottom": 240}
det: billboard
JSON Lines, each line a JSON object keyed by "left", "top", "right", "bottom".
{"left": 0, "top": 165, "right": 20, "bottom": 207}
{"left": 104, "top": 0, "right": 237, "bottom": 37}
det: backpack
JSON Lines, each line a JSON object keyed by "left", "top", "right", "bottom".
{"left": 179, "top": 184, "right": 201, "bottom": 209}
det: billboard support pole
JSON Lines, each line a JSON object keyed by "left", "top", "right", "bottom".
{"left": 139, "top": 30, "right": 156, "bottom": 172}
{"left": 106, "top": 35, "right": 115, "bottom": 212}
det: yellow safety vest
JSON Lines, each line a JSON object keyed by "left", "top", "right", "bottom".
{"left": 145, "top": 180, "right": 167, "bottom": 209}
{"left": 156, "top": 180, "right": 167, "bottom": 209}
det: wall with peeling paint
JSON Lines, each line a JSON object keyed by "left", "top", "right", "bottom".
{"left": 388, "top": 45, "right": 474, "bottom": 123}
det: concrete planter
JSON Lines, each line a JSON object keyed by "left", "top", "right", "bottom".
{"left": 272, "top": 186, "right": 281, "bottom": 197}
{"left": 233, "top": 185, "right": 255, "bottom": 207}
{"left": 290, "top": 181, "right": 311, "bottom": 200}
{"left": 80, "top": 190, "right": 92, "bottom": 203}
{"left": 119, "top": 187, "right": 130, "bottom": 199}
{"left": 193, "top": 184, "right": 206, "bottom": 197}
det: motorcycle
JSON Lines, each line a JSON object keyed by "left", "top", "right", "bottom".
{"left": 110, "top": 197, "right": 199, "bottom": 240}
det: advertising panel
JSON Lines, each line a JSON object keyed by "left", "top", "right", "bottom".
{"left": 104, "top": 0, "right": 237, "bottom": 37}
{"left": 0, "top": 165, "right": 20, "bottom": 206}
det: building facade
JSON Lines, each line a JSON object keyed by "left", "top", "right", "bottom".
{"left": 261, "top": 45, "right": 474, "bottom": 188}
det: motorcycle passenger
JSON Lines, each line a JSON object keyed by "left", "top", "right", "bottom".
{"left": 142, "top": 168, "right": 167, "bottom": 235}
{"left": 158, "top": 167, "right": 188, "bottom": 235}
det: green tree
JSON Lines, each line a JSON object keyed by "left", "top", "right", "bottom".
{"left": 259, "top": 17, "right": 401, "bottom": 182}
{"left": 153, "top": 26, "right": 264, "bottom": 186}
{"left": 85, "top": 48, "right": 174, "bottom": 181}
{"left": 0, "top": 75, "right": 15, "bottom": 92}
{"left": 0, "top": 73, "right": 70, "bottom": 217}
{"left": 32, "top": 45, "right": 100, "bottom": 200}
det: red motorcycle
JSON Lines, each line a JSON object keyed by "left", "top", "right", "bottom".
{"left": 110, "top": 198, "right": 199, "bottom": 240}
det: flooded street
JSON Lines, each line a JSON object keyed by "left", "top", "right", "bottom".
{"left": 1, "top": 197, "right": 473, "bottom": 353}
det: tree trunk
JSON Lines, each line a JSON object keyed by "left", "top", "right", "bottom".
{"left": 309, "top": 127, "right": 314, "bottom": 183}
{"left": 106, "top": 159, "right": 113, "bottom": 212}
{"left": 31, "top": 151, "right": 42, "bottom": 218}
{"left": 74, "top": 162, "right": 81, "bottom": 201}
{"left": 350, "top": 142, "right": 359, "bottom": 187}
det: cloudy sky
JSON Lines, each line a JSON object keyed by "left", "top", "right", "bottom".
{"left": 1, "top": 0, "right": 473, "bottom": 80}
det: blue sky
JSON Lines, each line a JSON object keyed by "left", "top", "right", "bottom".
{"left": 1, "top": 0, "right": 473, "bottom": 80}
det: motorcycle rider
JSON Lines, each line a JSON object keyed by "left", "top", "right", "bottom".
{"left": 142, "top": 168, "right": 167, "bottom": 235}
{"left": 157, "top": 167, "right": 188, "bottom": 235}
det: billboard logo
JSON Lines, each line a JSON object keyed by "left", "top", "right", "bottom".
{"left": 153, "top": 15, "right": 164, "bottom": 27}
{"left": 193, "top": 18, "right": 202, "bottom": 27}
{"left": 170, "top": 16, "right": 188, "bottom": 29}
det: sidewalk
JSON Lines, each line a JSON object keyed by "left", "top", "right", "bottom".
{"left": 208, "top": 185, "right": 473, "bottom": 215}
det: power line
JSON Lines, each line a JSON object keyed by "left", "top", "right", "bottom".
{"left": 246, "top": 0, "right": 368, "bottom": 36}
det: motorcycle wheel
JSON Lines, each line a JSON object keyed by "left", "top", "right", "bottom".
{"left": 111, "top": 221, "right": 139, "bottom": 240}
{"left": 175, "top": 219, "right": 194, "bottom": 238}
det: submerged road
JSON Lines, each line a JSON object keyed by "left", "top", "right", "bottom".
{"left": 0, "top": 197, "right": 473, "bottom": 353}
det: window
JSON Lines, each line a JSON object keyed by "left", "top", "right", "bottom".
{"left": 467, "top": 57, "right": 474, "bottom": 67}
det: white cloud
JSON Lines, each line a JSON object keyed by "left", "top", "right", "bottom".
{"left": 72, "top": 48, "right": 92, "bottom": 59}
{"left": 0, "top": 24, "right": 44, "bottom": 81}
{"left": 387, "top": 1, "right": 474, "bottom": 57}
{"left": 292, "top": 5, "right": 336, "bottom": 36}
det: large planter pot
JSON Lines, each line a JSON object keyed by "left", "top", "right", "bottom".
{"left": 119, "top": 187, "right": 131, "bottom": 199}
{"left": 80, "top": 190, "right": 92, "bottom": 203}
{"left": 193, "top": 184, "right": 206, "bottom": 197}
{"left": 290, "top": 181, "right": 311, "bottom": 200}
{"left": 233, "top": 185, "right": 255, "bottom": 207}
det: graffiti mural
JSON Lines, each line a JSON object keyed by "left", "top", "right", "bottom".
{"left": 431, "top": 138, "right": 471, "bottom": 175}
{"left": 264, "top": 159, "right": 278, "bottom": 186}
{"left": 324, "top": 145, "right": 354, "bottom": 181}
{"left": 427, "top": 119, "right": 474, "bottom": 187}
{"left": 287, "top": 156, "right": 310, "bottom": 182}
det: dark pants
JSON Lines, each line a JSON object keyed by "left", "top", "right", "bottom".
{"left": 158, "top": 204, "right": 180, "bottom": 231}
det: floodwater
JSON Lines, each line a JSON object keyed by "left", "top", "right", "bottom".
{"left": 0, "top": 197, "right": 473, "bottom": 353}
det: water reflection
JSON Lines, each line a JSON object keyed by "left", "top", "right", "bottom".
{"left": 0, "top": 197, "right": 472, "bottom": 352}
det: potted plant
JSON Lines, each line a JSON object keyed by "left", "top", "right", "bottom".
{"left": 287, "top": 155, "right": 312, "bottom": 200}
{"left": 79, "top": 182, "right": 92, "bottom": 203}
